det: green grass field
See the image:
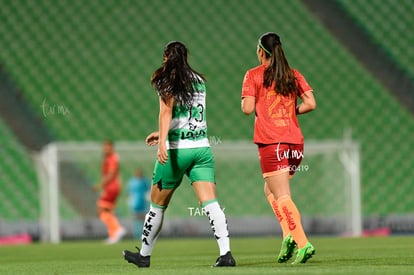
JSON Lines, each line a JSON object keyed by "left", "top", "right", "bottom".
{"left": 1, "top": 236, "right": 414, "bottom": 274}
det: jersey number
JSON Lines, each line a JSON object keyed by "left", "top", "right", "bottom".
{"left": 190, "top": 104, "right": 204, "bottom": 122}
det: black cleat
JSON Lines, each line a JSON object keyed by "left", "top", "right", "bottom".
{"left": 122, "top": 247, "right": 150, "bottom": 268}
{"left": 213, "top": 251, "right": 236, "bottom": 267}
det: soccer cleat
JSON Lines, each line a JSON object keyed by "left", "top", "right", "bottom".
{"left": 292, "top": 242, "right": 315, "bottom": 264}
{"left": 277, "top": 234, "right": 297, "bottom": 263}
{"left": 122, "top": 247, "right": 150, "bottom": 268}
{"left": 212, "top": 251, "right": 236, "bottom": 267}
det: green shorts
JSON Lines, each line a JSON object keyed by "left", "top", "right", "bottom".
{"left": 152, "top": 147, "right": 215, "bottom": 189}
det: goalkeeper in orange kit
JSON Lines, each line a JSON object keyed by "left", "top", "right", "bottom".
{"left": 94, "top": 140, "right": 126, "bottom": 244}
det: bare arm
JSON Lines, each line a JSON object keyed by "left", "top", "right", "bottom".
{"left": 102, "top": 170, "right": 117, "bottom": 186}
{"left": 241, "top": 96, "right": 255, "bottom": 115}
{"left": 94, "top": 166, "right": 117, "bottom": 191}
{"left": 157, "top": 97, "right": 174, "bottom": 164}
{"left": 297, "top": 91, "right": 316, "bottom": 115}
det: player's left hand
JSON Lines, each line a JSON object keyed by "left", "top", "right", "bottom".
{"left": 146, "top": 131, "right": 159, "bottom": 146}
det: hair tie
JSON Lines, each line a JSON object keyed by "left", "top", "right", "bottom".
{"left": 258, "top": 40, "right": 272, "bottom": 56}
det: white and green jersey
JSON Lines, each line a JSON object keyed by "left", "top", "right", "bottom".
{"left": 167, "top": 78, "right": 210, "bottom": 149}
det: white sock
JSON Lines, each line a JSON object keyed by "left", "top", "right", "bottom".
{"left": 203, "top": 200, "right": 230, "bottom": 256}
{"left": 140, "top": 204, "right": 165, "bottom": 256}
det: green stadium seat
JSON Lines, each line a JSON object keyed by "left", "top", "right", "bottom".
{"left": 0, "top": 0, "right": 413, "bottom": 221}
{"left": 338, "top": 0, "right": 414, "bottom": 77}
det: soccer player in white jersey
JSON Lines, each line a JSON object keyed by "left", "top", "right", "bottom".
{"left": 123, "top": 41, "right": 235, "bottom": 268}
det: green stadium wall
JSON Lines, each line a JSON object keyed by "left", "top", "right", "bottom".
{"left": 0, "top": 0, "right": 413, "bottom": 220}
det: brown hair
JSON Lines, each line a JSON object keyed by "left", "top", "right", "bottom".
{"left": 151, "top": 41, "right": 205, "bottom": 107}
{"left": 259, "top": 32, "right": 297, "bottom": 96}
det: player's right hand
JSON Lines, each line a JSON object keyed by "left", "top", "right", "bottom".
{"left": 157, "top": 143, "right": 168, "bottom": 164}
{"left": 146, "top": 131, "right": 159, "bottom": 146}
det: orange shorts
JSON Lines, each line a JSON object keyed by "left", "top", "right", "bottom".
{"left": 97, "top": 183, "right": 121, "bottom": 210}
{"left": 258, "top": 143, "right": 304, "bottom": 178}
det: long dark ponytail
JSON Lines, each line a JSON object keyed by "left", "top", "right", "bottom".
{"left": 151, "top": 41, "right": 205, "bottom": 107}
{"left": 259, "top": 33, "right": 297, "bottom": 96}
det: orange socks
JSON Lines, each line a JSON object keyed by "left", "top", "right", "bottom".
{"left": 277, "top": 195, "right": 309, "bottom": 248}
{"left": 266, "top": 194, "right": 289, "bottom": 238}
{"left": 99, "top": 211, "right": 121, "bottom": 238}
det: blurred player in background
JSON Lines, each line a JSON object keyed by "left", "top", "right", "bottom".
{"left": 241, "top": 32, "right": 317, "bottom": 264}
{"left": 127, "top": 168, "right": 150, "bottom": 239}
{"left": 123, "top": 41, "right": 235, "bottom": 268}
{"left": 94, "top": 140, "right": 126, "bottom": 244}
